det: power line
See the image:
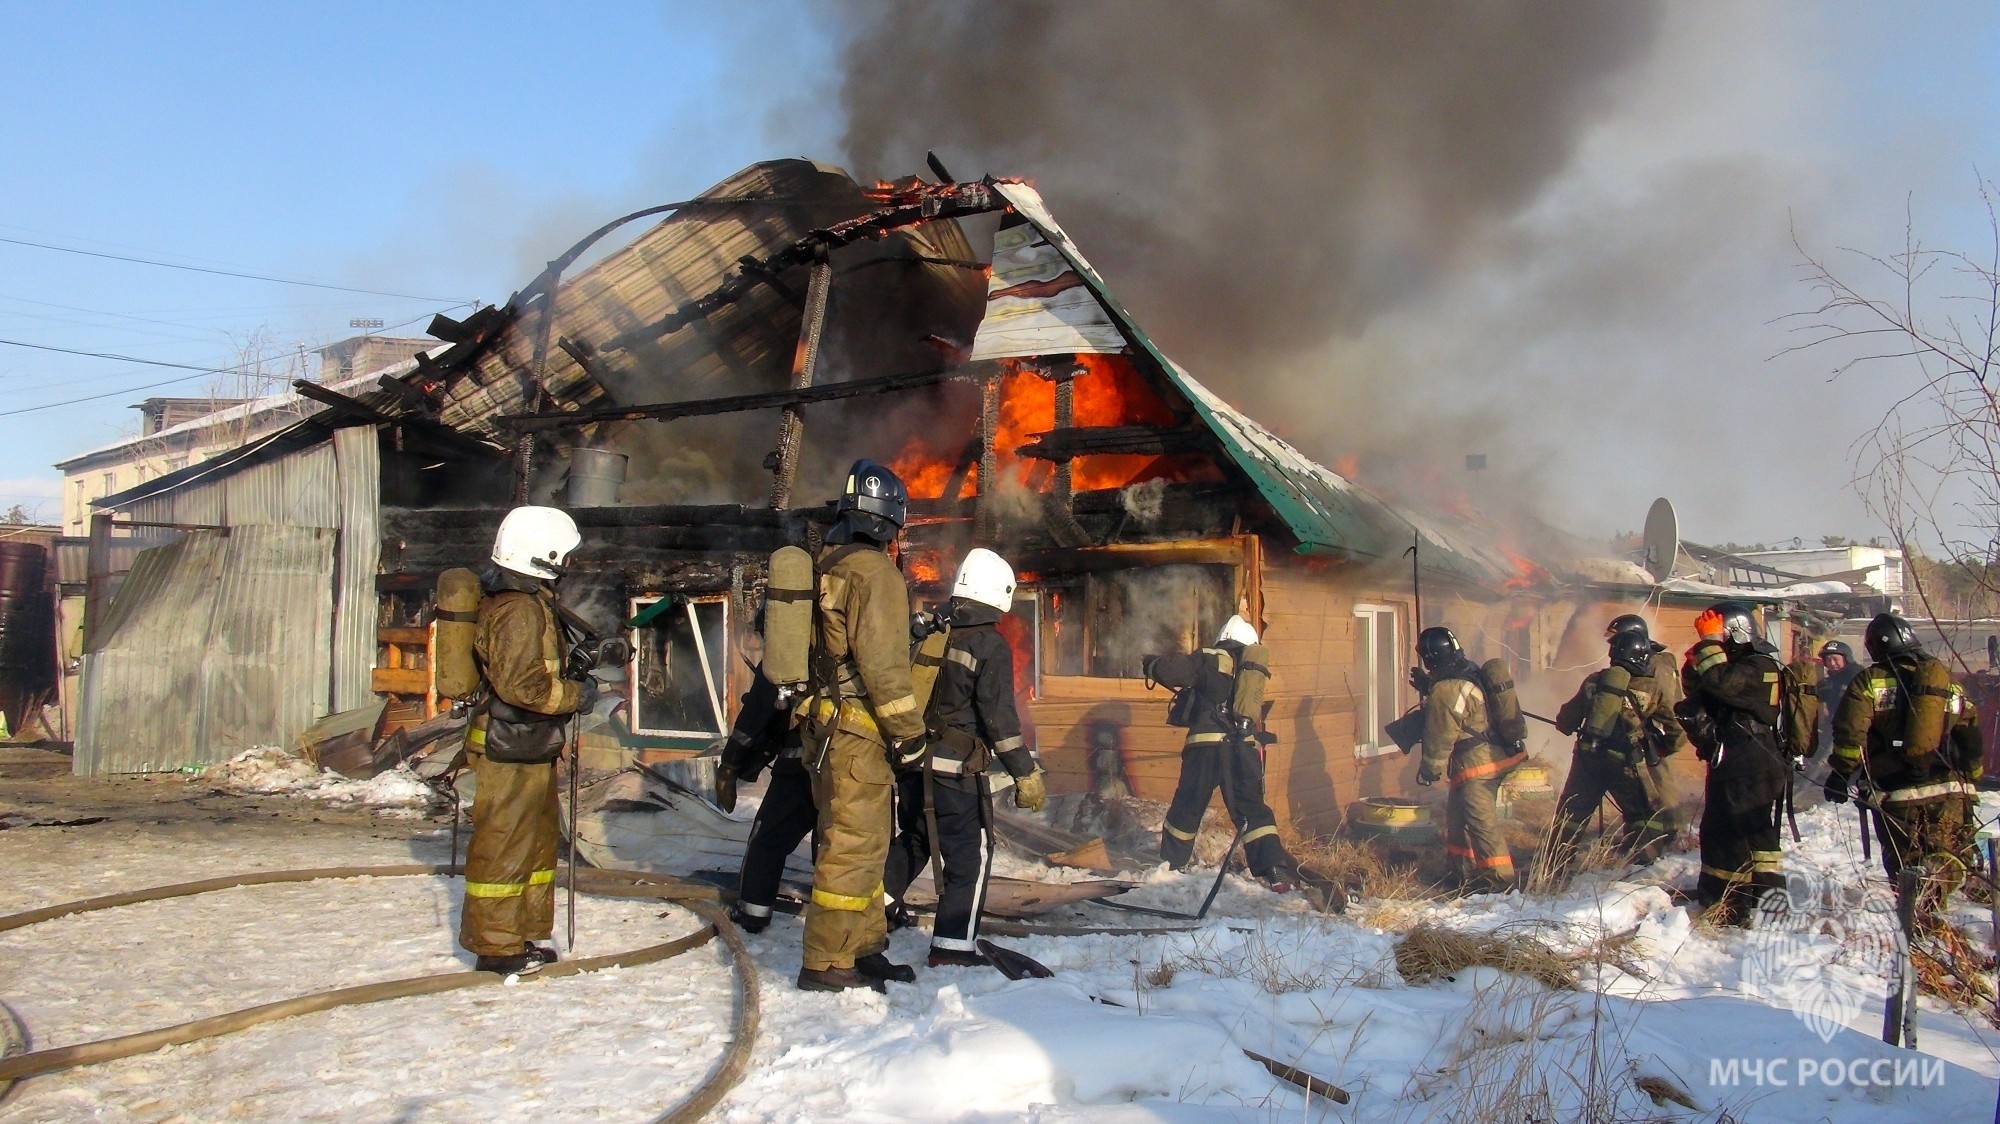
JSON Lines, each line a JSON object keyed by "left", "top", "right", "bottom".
{"left": 0, "top": 234, "right": 471, "bottom": 304}
{"left": 0, "top": 337, "right": 280, "bottom": 376}
{"left": 0, "top": 337, "right": 311, "bottom": 417}
{"left": 0, "top": 370, "right": 234, "bottom": 417}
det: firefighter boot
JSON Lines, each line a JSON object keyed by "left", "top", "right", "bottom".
{"left": 927, "top": 946, "right": 992, "bottom": 969}
{"left": 797, "top": 965, "right": 886, "bottom": 993}
{"left": 728, "top": 902, "right": 772, "bottom": 934}
{"left": 475, "top": 951, "right": 543, "bottom": 976}
{"left": 854, "top": 951, "right": 917, "bottom": 983}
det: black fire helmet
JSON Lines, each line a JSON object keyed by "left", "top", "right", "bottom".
{"left": 833, "top": 458, "right": 909, "bottom": 543}
{"left": 1609, "top": 631, "right": 1654, "bottom": 677}
{"left": 1863, "top": 613, "right": 1921, "bottom": 663}
{"left": 1416, "top": 626, "right": 1463, "bottom": 672}
{"left": 1605, "top": 613, "right": 1650, "bottom": 641}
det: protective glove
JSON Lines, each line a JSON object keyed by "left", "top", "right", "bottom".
{"left": 574, "top": 678, "right": 601, "bottom": 713}
{"left": 1013, "top": 769, "right": 1048, "bottom": 812}
{"left": 1821, "top": 772, "right": 1850, "bottom": 805}
{"left": 1415, "top": 759, "right": 1441, "bottom": 787}
{"left": 1140, "top": 655, "right": 1160, "bottom": 684}
{"left": 714, "top": 765, "right": 739, "bottom": 813}
{"left": 889, "top": 733, "right": 929, "bottom": 771}
{"left": 1408, "top": 666, "right": 1432, "bottom": 695}
{"left": 1232, "top": 715, "right": 1257, "bottom": 742}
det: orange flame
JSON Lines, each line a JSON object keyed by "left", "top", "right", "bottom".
{"left": 890, "top": 353, "right": 1220, "bottom": 500}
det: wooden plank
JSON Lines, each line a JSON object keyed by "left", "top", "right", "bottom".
{"left": 371, "top": 667, "right": 431, "bottom": 695}
{"left": 378, "top": 626, "right": 430, "bottom": 645}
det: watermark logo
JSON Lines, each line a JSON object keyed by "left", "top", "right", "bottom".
{"left": 1738, "top": 871, "right": 1903, "bottom": 1043}
{"left": 1710, "top": 1056, "right": 1946, "bottom": 1088}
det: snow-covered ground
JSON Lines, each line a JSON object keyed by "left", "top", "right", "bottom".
{"left": 3, "top": 756, "right": 1999, "bottom": 1121}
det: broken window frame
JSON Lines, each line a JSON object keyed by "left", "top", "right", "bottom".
{"left": 1010, "top": 589, "right": 1044, "bottom": 699}
{"left": 1032, "top": 562, "right": 1238, "bottom": 688}
{"left": 1352, "top": 602, "right": 1404, "bottom": 759}
{"left": 626, "top": 594, "right": 729, "bottom": 739}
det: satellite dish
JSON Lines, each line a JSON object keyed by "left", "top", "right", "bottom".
{"left": 1642, "top": 497, "right": 1679, "bottom": 583}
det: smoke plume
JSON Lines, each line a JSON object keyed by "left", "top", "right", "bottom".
{"left": 837, "top": 1, "right": 1663, "bottom": 380}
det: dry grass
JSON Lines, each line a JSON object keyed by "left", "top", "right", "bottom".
{"left": 1283, "top": 830, "right": 1431, "bottom": 898}
{"left": 1387, "top": 973, "right": 1708, "bottom": 1123}
{"left": 1393, "top": 924, "right": 1580, "bottom": 991}
{"left": 1912, "top": 915, "right": 1999, "bottom": 1015}
{"left": 1524, "top": 829, "right": 1641, "bottom": 897}
{"left": 1633, "top": 1074, "right": 1698, "bottom": 1110}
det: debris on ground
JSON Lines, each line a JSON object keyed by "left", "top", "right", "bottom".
{"left": 198, "top": 746, "right": 440, "bottom": 812}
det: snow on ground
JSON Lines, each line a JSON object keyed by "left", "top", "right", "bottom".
{"left": 196, "top": 747, "right": 439, "bottom": 812}
{"left": 4, "top": 768, "right": 2000, "bottom": 1121}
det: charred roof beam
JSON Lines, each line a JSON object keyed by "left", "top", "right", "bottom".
{"left": 499, "top": 365, "right": 979, "bottom": 432}
{"left": 1015, "top": 425, "right": 1213, "bottom": 461}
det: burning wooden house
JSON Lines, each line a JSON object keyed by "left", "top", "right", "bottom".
{"left": 73, "top": 158, "right": 1762, "bottom": 835}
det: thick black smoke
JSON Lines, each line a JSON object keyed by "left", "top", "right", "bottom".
{"left": 836, "top": 1, "right": 1663, "bottom": 377}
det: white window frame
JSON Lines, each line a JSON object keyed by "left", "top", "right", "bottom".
{"left": 627, "top": 595, "right": 729, "bottom": 738}
{"left": 1353, "top": 603, "right": 1402, "bottom": 759}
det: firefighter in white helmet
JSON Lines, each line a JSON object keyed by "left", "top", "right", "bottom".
{"left": 884, "top": 547, "right": 1047, "bottom": 968}
{"left": 1145, "top": 615, "right": 1339, "bottom": 909}
{"left": 458, "top": 506, "right": 594, "bottom": 975}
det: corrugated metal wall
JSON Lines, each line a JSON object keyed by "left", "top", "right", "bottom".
{"left": 331, "top": 427, "right": 380, "bottom": 712}
{"left": 76, "top": 533, "right": 226, "bottom": 773}
{"left": 76, "top": 526, "right": 335, "bottom": 773}
{"left": 76, "top": 426, "right": 381, "bottom": 773}
{"left": 124, "top": 440, "right": 341, "bottom": 528}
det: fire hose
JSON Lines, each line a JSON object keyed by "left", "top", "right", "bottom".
{"left": 0, "top": 864, "right": 760, "bottom": 1124}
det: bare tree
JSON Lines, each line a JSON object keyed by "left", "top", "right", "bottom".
{"left": 1784, "top": 178, "right": 2000, "bottom": 670}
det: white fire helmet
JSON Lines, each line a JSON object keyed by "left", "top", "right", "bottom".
{"left": 951, "top": 547, "right": 1017, "bottom": 612}
{"left": 492, "top": 505, "right": 581, "bottom": 579}
{"left": 1218, "top": 614, "right": 1259, "bottom": 646}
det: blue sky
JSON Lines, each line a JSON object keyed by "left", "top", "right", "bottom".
{"left": 0, "top": 1, "right": 831, "bottom": 508}
{"left": 4, "top": 3, "right": 2000, "bottom": 545}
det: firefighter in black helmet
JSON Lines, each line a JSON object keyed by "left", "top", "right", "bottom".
{"left": 1543, "top": 631, "right": 1684, "bottom": 879}
{"left": 1827, "top": 613, "right": 1982, "bottom": 895}
{"left": 1412, "top": 626, "right": 1525, "bottom": 891}
{"left": 1680, "top": 601, "right": 1788, "bottom": 922}
{"left": 1602, "top": 613, "right": 1685, "bottom": 831}
{"left": 795, "top": 459, "right": 925, "bottom": 992}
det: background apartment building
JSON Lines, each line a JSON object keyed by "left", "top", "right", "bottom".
{"left": 54, "top": 336, "right": 433, "bottom": 535}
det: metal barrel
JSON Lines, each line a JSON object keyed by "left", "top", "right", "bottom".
{"left": 566, "top": 448, "right": 628, "bottom": 508}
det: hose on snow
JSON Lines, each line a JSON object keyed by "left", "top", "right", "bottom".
{"left": 0, "top": 865, "right": 756, "bottom": 1121}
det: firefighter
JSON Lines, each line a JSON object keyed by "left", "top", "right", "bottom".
{"left": 1680, "top": 601, "right": 1788, "bottom": 921}
{"left": 715, "top": 644, "right": 818, "bottom": 935}
{"left": 1825, "top": 613, "right": 1983, "bottom": 893}
{"left": 796, "top": 460, "right": 925, "bottom": 993}
{"left": 883, "top": 548, "right": 1049, "bottom": 967}
{"left": 1543, "top": 631, "right": 1681, "bottom": 878}
{"left": 1606, "top": 613, "right": 1683, "bottom": 707}
{"left": 1605, "top": 613, "right": 1685, "bottom": 830}
{"left": 1413, "top": 626, "right": 1524, "bottom": 892}
{"left": 1147, "top": 616, "right": 1333, "bottom": 906}
{"left": 1815, "top": 640, "right": 1860, "bottom": 752}
{"left": 459, "top": 506, "right": 593, "bottom": 975}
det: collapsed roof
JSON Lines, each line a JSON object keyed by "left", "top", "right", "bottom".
{"left": 100, "top": 158, "right": 1564, "bottom": 592}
